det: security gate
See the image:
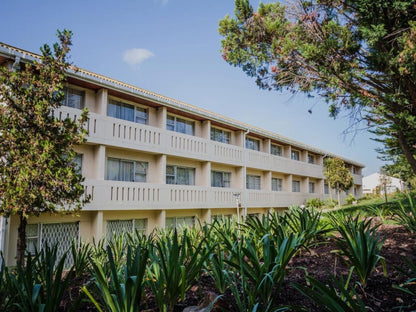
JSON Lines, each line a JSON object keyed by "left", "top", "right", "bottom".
{"left": 40, "top": 222, "right": 79, "bottom": 268}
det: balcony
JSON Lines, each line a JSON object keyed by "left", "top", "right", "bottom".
{"left": 83, "top": 180, "right": 319, "bottom": 211}
{"left": 57, "top": 106, "right": 326, "bottom": 178}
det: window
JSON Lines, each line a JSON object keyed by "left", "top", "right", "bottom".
{"left": 245, "top": 137, "right": 260, "bottom": 151}
{"left": 167, "top": 115, "right": 194, "bottom": 135}
{"left": 292, "top": 180, "right": 301, "bottom": 192}
{"left": 166, "top": 216, "right": 195, "bottom": 228}
{"left": 211, "top": 127, "right": 231, "bottom": 144}
{"left": 271, "top": 144, "right": 282, "bottom": 156}
{"left": 108, "top": 100, "right": 148, "bottom": 124}
{"left": 291, "top": 150, "right": 300, "bottom": 161}
{"left": 73, "top": 154, "right": 82, "bottom": 174}
{"left": 211, "top": 171, "right": 231, "bottom": 188}
{"left": 211, "top": 215, "right": 232, "bottom": 222}
{"left": 352, "top": 166, "right": 357, "bottom": 174}
{"left": 309, "top": 182, "right": 315, "bottom": 193}
{"left": 26, "top": 224, "right": 40, "bottom": 255}
{"left": 247, "top": 175, "right": 261, "bottom": 190}
{"left": 308, "top": 154, "right": 315, "bottom": 164}
{"left": 62, "top": 87, "right": 84, "bottom": 109}
{"left": 107, "top": 158, "right": 147, "bottom": 182}
{"left": 272, "top": 178, "right": 283, "bottom": 191}
{"left": 324, "top": 183, "right": 329, "bottom": 194}
{"left": 166, "top": 166, "right": 195, "bottom": 185}
{"left": 354, "top": 186, "right": 358, "bottom": 196}
{"left": 106, "top": 219, "right": 148, "bottom": 241}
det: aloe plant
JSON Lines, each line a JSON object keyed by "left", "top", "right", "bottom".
{"left": 83, "top": 244, "right": 149, "bottom": 312}
{"left": 8, "top": 244, "right": 75, "bottom": 312}
{"left": 147, "top": 228, "right": 213, "bottom": 312}
{"left": 71, "top": 240, "right": 92, "bottom": 278}
{"left": 332, "top": 215, "right": 386, "bottom": 287}
{"left": 293, "top": 268, "right": 367, "bottom": 312}
{"left": 394, "top": 195, "right": 416, "bottom": 232}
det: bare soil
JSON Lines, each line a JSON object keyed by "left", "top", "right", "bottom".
{"left": 69, "top": 223, "right": 416, "bottom": 311}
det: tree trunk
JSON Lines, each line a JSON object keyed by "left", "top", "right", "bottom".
{"left": 337, "top": 188, "right": 341, "bottom": 209}
{"left": 396, "top": 129, "right": 416, "bottom": 175}
{"left": 17, "top": 213, "right": 27, "bottom": 265}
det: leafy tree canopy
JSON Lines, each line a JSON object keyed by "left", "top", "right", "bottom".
{"left": 219, "top": 0, "right": 416, "bottom": 174}
{"left": 0, "top": 30, "right": 88, "bottom": 263}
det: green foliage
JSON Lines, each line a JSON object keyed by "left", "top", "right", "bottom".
{"left": 393, "top": 257, "right": 416, "bottom": 298}
{"left": 325, "top": 198, "right": 339, "bottom": 208}
{"left": 0, "top": 29, "right": 89, "bottom": 263}
{"left": 71, "top": 240, "right": 92, "bottom": 278}
{"left": 324, "top": 158, "right": 354, "bottom": 194}
{"left": 331, "top": 215, "right": 386, "bottom": 287}
{"left": 147, "top": 229, "right": 212, "bottom": 312}
{"left": 219, "top": 0, "right": 416, "bottom": 176}
{"left": 293, "top": 268, "right": 367, "bottom": 312}
{"left": 394, "top": 195, "right": 416, "bottom": 232}
{"left": 83, "top": 244, "right": 149, "bottom": 312}
{"left": 305, "top": 198, "right": 325, "bottom": 209}
{"left": 345, "top": 194, "right": 356, "bottom": 205}
{"left": 7, "top": 244, "right": 76, "bottom": 312}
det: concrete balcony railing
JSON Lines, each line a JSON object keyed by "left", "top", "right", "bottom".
{"left": 57, "top": 106, "right": 361, "bottom": 182}
{"left": 82, "top": 180, "right": 323, "bottom": 211}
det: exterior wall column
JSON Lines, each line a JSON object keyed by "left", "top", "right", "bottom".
{"left": 155, "top": 210, "right": 166, "bottom": 229}
{"left": 317, "top": 179, "right": 324, "bottom": 195}
{"left": 201, "top": 120, "right": 211, "bottom": 140}
{"left": 302, "top": 176, "right": 309, "bottom": 193}
{"left": 302, "top": 150, "right": 308, "bottom": 163}
{"left": 263, "top": 139, "right": 271, "bottom": 154}
{"left": 235, "top": 166, "right": 244, "bottom": 189}
{"left": 156, "top": 107, "right": 167, "bottom": 129}
{"left": 200, "top": 208, "right": 211, "bottom": 224}
{"left": 263, "top": 171, "right": 272, "bottom": 191}
{"left": 95, "top": 88, "right": 108, "bottom": 115}
{"left": 235, "top": 130, "right": 245, "bottom": 147}
{"left": 92, "top": 211, "right": 104, "bottom": 241}
{"left": 200, "top": 161, "right": 211, "bottom": 187}
{"left": 285, "top": 174, "right": 292, "bottom": 192}
{"left": 93, "top": 145, "right": 106, "bottom": 180}
{"left": 284, "top": 145, "right": 292, "bottom": 159}
{"left": 153, "top": 154, "right": 166, "bottom": 183}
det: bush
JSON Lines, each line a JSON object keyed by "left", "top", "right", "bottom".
{"left": 345, "top": 194, "right": 356, "bottom": 205}
{"left": 325, "top": 198, "right": 338, "bottom": 208}
{"left": 306, "top": 198, "right": 325, "bottom": 209}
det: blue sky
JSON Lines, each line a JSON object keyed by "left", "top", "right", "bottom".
{"left": 1, "top": 0, "right": 385, "bottom": 175}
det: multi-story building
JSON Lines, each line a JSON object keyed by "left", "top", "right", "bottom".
{"left": 0, "top": 42, "right": 364, "bottom": 265}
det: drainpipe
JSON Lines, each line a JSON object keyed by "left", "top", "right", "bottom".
{"left": 243, "top": 129, "right": 250, "bottom": 220}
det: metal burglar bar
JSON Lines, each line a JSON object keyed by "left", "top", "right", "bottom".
{"left": 40, "top": 222, "right": 79, "bottom": 268}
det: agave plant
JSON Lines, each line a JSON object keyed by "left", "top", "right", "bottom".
{"left": 331, "top": 215, "right": 386, "bottom": 287}
{"left": 71, "top": 240, "right": 92, "bottom": 278}
{"left": 293, "top": 268, "right": 367, "bottom": 312}
{"left": 83, "top": 243, "right": 149, "bottom": 312}
{"left": 147, "top": 228, "right": 213, "bottom": 312}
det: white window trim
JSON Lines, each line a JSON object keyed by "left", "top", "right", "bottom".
{"left": 166, "top": 114, "right": 195, "bottom": 135}
{"left": 166, "top": 165, "right": 195, "bottom": 185}
{"left": 107, "top": 98, "right": 149, "bottom": 125}
{"left": 107, "top": 157, "right": 148, "bottom": 182}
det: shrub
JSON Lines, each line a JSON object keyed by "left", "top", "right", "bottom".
{"left": 325, "top": 198, "right": 338, "bottom": 208}
{"left": 345, "top": 194, "right": 356, "bottom": 205}
{"left": 331, "top": 215, "right": 386, "bottom": 287}
{"left": 306, "top": 198, "right": 325, "bottom": 209}
{"left": 394, "top": 195, "right": 416, "bottom": 232}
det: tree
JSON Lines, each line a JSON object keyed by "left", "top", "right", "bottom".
{"left": 323, "top": 158, "right": 354, "bottom": 208}
{"left": 219, "top": 0, "right": 416, "bottom": 175}
{"left": 378, "top": 169, "right": 392, "bottom": 203}
{"left": 0, "top": 30, "right": 89, "bottom": 264}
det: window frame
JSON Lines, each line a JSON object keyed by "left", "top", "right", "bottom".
{"left": 62, "top": 87, "right": 85, "bottom": 109}
{"left": 307, "top": 154, "right": 315, "bottom": 164}
{"left": 107, "top": 99, "right": 148, "bottom": 125}
{"left": 165, "top": 216, "right": 195, "bottom": 229}
{"left": 166, "top": 165, "right": 195, "bottom": 185}
{"left": 324, "top": 183, "right": 329, "bottom": 194}
{"left": 271, "top": 144, "right": 282, "bottom": 156}
{"left": 292, "top": 180, "right": 301, "bottom": 192}
{"left": 272, "top": 177, "right": 283, "bottom": 191}
{"left": 106, "top": 158, "right": 148, "bottom": 182}
{"left": 309, "top": 182, "right": 315, "bottom": 193}
{"left": 246, "top": 174, "right": 261, "bottom": 190}
{"left": 211, "top": 171, "right": 231, "bottom": 188}
{"left": 245, "top": 137, "right": 260, "bottom": 151}
{"left": 210, "top": 127, "right": 231, "bottom": 144}
{"left": 166, "top": 115, "right": 195, "bottom": 135}
{"left": 291, "top": 150, "right": 300, "bottom": 161}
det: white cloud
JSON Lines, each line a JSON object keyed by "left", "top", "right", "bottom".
{"left": 123, "top": 48, "right": 154, "bottom": 67}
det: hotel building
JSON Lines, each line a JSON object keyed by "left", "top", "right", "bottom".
{"left": 0, "top": 42, "right": 364, "bottom": 265}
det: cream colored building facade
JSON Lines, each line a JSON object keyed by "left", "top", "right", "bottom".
{"left": 0, "top": 43, "right": 364, "bottom": 265}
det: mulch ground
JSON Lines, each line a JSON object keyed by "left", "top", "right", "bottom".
{"left": 69, "top": 222, "right": 416, "bottom": 311}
